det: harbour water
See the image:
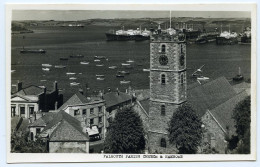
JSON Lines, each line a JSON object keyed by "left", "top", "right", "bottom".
{"left": 11, "top": 26, "right": 251, "bottom": 101}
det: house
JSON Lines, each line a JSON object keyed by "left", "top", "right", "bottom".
{"left": 103, "top": 90, "right": 133, "bottom": 125}
{"left": 28, "top": 111, "right": 89, "bottom": 153}
{"left": 11, "top": 81, "right": 63, "bottom": 118}
{"left": 57, "top": 92, "right": 106, "bottom": 140}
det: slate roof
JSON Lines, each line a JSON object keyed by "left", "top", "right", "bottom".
{"left": 29, "top": 112, "right": 57, "bottom": 127}
{"left": 15, "top": 85, "right": 45, "bottom": 96}
{"left": 232, "top": 82, "right": 251, "bottom": 94}
{"left": 139, "top": 98, "right": 150, "bottom": 114}
{"left": 58, "top": 93, "right": 92, "bottom": 111}
{"left": 210, "top": 90, "right": 248, "bottom": 135}
{"left": 104, "top": 91, "right": 132, "bottom": 108}
{"left": 187, "top": 77, "right": 237, "bottom": 117}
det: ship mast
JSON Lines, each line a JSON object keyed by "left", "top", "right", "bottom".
{"left": 170, "top": 10, "right": 172, "bottom": 28}
{"left": 239, "top": 67, "right": 241, "bottom": 75}
{"left": 229, "top": 24, "right": 230, "bottom": 33}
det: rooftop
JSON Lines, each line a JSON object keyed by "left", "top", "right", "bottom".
{"left": 103, "top": 91, "right": 132, "bottom": 108}
{"left": 14, "top": 85, "right": 45, "bottom": 96}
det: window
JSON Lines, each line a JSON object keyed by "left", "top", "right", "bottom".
{"left": 161, "top": 105, "right": 166, "bottom": 116}
{"left": 161, "top": 44, "right": 166, "bottom": 53}
{"left": 90, "top": 119, "right": 94, "bottom": 125}
{"left": 29, "top": 107, "right": 34, "bottom": 114}
{"left": 181, "top": 74, "right": 184, "bottom": 86}
{"left": 161, "top": 138, "right": 166, "bottom": 148}
{"left": 82, "top": 109, "right": 86, "bottom": 115}
{"left": 98, "top": 106, "right": 102, "bottom": 113}
{"left": 99, "top": 116, "right": 102, "bottom": 123}
{"left": 74, "top": 109, "right": 80, "bottom": 116}
{"left": 20, "top": 106, "right": 25, "bottom": 115}
{"left": 36, "top": 128, "right": 41, "bottom": 135}
{"left": 90, "top": 108, "right": 94, "bottom": 114}
{"left": 161, "top": 74, "right": 166, "bottom": 85}
{"left": 11, "top": 106, "right": 16, "bottom": 117}
{"left": 30, "top": 132, "right": 34, "bottom": 141}
{"left": 181, "top": 44, "right": 183, "bottom": 54}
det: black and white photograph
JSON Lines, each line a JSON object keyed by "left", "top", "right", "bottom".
{"left": 5, "top": 4, "right": 256, "bottom": 162}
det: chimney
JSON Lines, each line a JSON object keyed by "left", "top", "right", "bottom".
{"left": 17, "top": 81, "right": 22, "bottom": 92}
{"left": 116, "top": 88, "right": 119, "bottom": 95}
{"left": 55, "top": 101, "right": 58, "bottom": 110}
{"left": 53, "top": 81, "right": 58, "bottom": 91}
{"left": 44, "top": 87, "right": 47, "bottom": 94}
{"left": 79, "top": 88, "right": 84, "bottom": 95}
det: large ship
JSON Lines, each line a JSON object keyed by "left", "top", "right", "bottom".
{"left": 216, "top": 25, "right": 238, "bottom": 45}
{"left": 195, "top": 31, "right": 219, "bottom": 44}
{"left": 20, "top": 48, "right": 46, "bottom": 54}
{"left": 239, "top": 27, "right": 251, "bottom": 44}
{"left": 105, "top": 26, "right": 151, "bottom": 41}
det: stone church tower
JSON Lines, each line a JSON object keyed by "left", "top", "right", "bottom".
{"left": 148, "top": 28, "right": 187, "bottom": 153}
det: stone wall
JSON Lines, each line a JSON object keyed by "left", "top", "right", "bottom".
{"left": 200, "top": 111, "right": 227, "bottom": 153}
{"left": 49, "top": 141, "right": 89, "bottom": 153}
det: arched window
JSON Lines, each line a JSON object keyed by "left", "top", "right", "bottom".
{"left": 161, "top": 74, "right": 166, "bottom": 85}
{"left": 161, "top": 44, "right": 166, "bottom": 53}
{"left": 161, "top": 138, "right": 166, "bottom": 148}
{"left": 161, "top": 105, "right": 166, "bottom": 116}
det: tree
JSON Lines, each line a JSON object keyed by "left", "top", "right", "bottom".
{"left": 168, "top": 103, "right": 203, "bottom": 154}
{"left": 11, "top": 131, "right": 47, "bottom": 153}
{"left": 104, "top": 107, "right": 145, "bottom": 153}
{"left": 231, "top": 96, "right": 251, "bottom": 154}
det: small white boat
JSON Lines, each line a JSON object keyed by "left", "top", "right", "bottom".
{"left": 94, "top": 56, "right": 106, "bottom": 59}
{"left": 126, "top": 59, "right": 134, "bottom": 63}
{"left": 42, "top": 68, "right": 50, "bottom": 71}
{"left": 55, "top": 65, "right": 66, "bottom": 68}
{"left": 94, "top": 59, "right": 101, "bottom": 62}
{"left": 79, "top": 73, "right": 82, "bottom": 75}
{"left": 118, "top": 71, "right": 130, "bottom": 74}
{"left": 108, "top": 66, "right": 117, "bottom": 69}
{"left": 122, "top": 63, "right": 131, "bottom": 66}
{"left": 97, "top": 77, "right": 105, "bottom": 81}
{"left": 11, "top": 70, "right": 16, "bottom": 73}
{"left": 40, "top": 80, "right": 47, "bottom": 82}
{"left": 143, "top": 69, "right": 150, "bottom": 72}
{"left": 120, "top": 80, "right": 131, "bottom": 84}
{"left": 96, "top": 74, "right": 105, "bottom": 77}
{"left": 70, "top": 82, "right": 80, "bottom": 86}
{"left": 66, "top": 72, "right": 76, "bottom": 75}
{"left": 42, "top": 64, "right": 52, "bottom": 67}
{"left": 96, "top": 64, "right": 104, "bottom": 67}
{"left": 80, "top": 61, "right": 89, "bottom": 65}
{"left": 69, "top": 77, "right": 77, "bottom": 80}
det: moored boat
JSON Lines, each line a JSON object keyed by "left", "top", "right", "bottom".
{"left": 126, "top": 59, "right": 134, "bottom": 63}
{"left": 60, "top": 57, "right": 69, "bottom": 60}
{"left": 118, "top": 71, "right": 130, "bottom": 74}
{"left": 97, "top": 77, "right": 105, "bottom": 81}
{"left": 116, "top": 74, "right": 124, "bottom": 78}
{"left": 233, "top": 67, "right": 244, "bottom": 81}
{"left": 66, "top": 72, "right": 76, "bottom": 75}
{"left": 96, "top": 64, "right": 104, "bottom": 67}
{"left": 42, "top": 68, "right": 50, "bottom": 71}
{"left": 108, "top": 66, "right": 117, "bottom": 69}
{"left": 80, "top": 61, "right": 89, "bottom": 65}
{"left": 96, "top": 74, "right": 105, "bottom": 77}
{"left": 120, "top": 80, "right": 131, "bottom": 84}
{"left": 20, "top": 48, "right": 46, "bottom": 54}
{"left": 70, "top": 82, "right": 80, "bottom": 86}
{"left": 122, "top": 63, "right": 131, "bottom": 66}
{"left": 55, "top": 65, "right": 66, "bottom": 68}
{"left": 94, "top": 56, "right": 106, "bottom": 59}
{"left": 69, "top": 77, "right": 77, "bottom": 80}
{"left": 42, "top": 64, "right": 52, "bottom": 67}
{"left": 94, "top": 59, "right": 101, "bottom": 62}
{"left": 70, "top": 54, "right": 84, "bottom": 58}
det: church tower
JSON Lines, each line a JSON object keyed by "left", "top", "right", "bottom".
{"left": 148, "top": 27, "right": 187, "bottom": 153}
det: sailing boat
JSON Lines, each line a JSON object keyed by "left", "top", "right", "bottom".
{"left": 233, "top": 67, "right": 244, "bottom": 81}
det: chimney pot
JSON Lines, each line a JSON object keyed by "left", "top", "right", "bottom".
{"left": 17, "top": 81, "right": 23, "bottom": 92}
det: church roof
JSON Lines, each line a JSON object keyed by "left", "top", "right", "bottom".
{"left": 209, "top": 90, "right": 248, "bottom": 135}
{"left": 188, "top": 77, "right": 237, "bottom": 117}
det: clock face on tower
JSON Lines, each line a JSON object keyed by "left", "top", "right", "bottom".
{"left": 179, "top": 54, "right": 185, "bottom": 66}
{"left": 159, "top": 55, "right": 168, "bottom": 65}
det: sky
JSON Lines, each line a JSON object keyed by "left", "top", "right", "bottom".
{"left": 12, "top": 10, "right": 251, "bottom": 21}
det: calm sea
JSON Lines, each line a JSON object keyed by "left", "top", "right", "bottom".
{"left": 11, "top": 26, "right": 251, "bottom": 101}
